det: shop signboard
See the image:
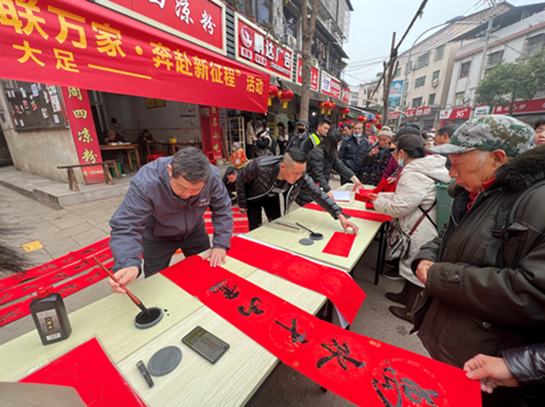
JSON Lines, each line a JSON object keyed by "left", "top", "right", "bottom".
{"left": 415, "top": 106, "right": 431, "bottom": 116}
{"left": 388, "top": 80, "right": 404, "bottom": 108}
{"left": 342, "top": 87, "right": 351, "bottom": 104}
{"left": 61, "top": 86, "right": 105, "bottom": 184}
{"left": 0, "top": 0, "right": 269, "bottom": 113}
{"left": 405, "top": 109, "right": 415, "bottom": 117}
{"left": 235, "top": 14, "right": 294, "bottom": 80}
{"left": 200, "top": 105, "right": 222, "bottom": 160}
{"left": 105, "top": 0, "right": 226, "bottom": 54}
{"left": 441, "top": 107, "right": 471, "bottom": 120}
{"left": 296, "top": 58, "right": 319, "bottom": 91}
{"left": 439, "top": 109, "right": 452, "bottom": 119}
{"left": 493, "top": 98, "right": 545, "bottom": 115}
{"left": 474, "top": 105, "right": 490, "bottom": 117}
{"left": 389, "top": 111, "right": 400, "bottom": 120}
{"left": 321, "top": 72, "right": 341, "bottom": 100}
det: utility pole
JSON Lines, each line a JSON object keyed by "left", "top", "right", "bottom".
{"left": 469, "top": 0, "right": 498, "bottom": 118}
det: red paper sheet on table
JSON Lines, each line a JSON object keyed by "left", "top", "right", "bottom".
{"left": 0, "top": 261, "right": 113, "bottom": 327}
{"left": 21, "top": 337, "right": 145, "bottom": 407}
{"left": 322, "top": 232, "right": 356, "bottom": 258}
{"left": 227, "top": 236, "right": 364, "bottom": 324}
{"left": 355, "top": 189, "right": 374, "bottom": 203}
{"left": 374, "top": 178, "right": 396, "bottom": 193}
{"left": 160, "top": 257, "right": 482, "bottom": 407}
{"left": 303, "top": 203, "right": 392, "bottom": 223}
{"left": 0, "top": 238, "right": 110, "bottom": 292}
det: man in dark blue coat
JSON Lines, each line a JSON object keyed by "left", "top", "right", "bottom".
{"left": 338, "top": 122, "right": 369, "bottom": 184}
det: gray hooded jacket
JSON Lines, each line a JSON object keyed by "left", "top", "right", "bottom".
{"left": 109, "top": 157, "right": 233, "bottom": 271}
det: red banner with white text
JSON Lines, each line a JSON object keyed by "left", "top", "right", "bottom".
{"left": 0, "top": 0, "right": 268, "bottom": 112}
{"left": 61, "top": 86, "right": 104, "bottom": 183}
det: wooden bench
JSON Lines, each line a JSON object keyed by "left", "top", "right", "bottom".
{"left": 57, "top": 160, "right": 119, "bottom": 192}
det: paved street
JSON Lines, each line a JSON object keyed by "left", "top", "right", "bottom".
{"left": 0, "top": 179, "right": 428, "bottom": 406}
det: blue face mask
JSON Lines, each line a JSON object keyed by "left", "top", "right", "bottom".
{"left": 337, "top": 145, "right": 341, "bottom": 151}
{"left": 399, "top": 158, "right": 404, "bottom": 168}
{"left": 353, "top": 132, "right": 362, "bottom": 138}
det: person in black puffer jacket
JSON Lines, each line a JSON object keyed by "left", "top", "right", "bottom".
{"left": 297, "top": 130, "right": 363, "bottom": 206}
{"left": 464, "top": 343, "right": 545, "bottom": 404}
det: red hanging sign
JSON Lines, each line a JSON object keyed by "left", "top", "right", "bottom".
{"left": 321, "top": 72, "right": 342, "bottom": 100}
{"left": 0, "top": 0, "right": 268, "bottom": 113}
{"left": 236, "top": 14, "right": 294, "bottom": 80}
{"left": 296, "top": 58, "right": 319, "bottom": 91}
{"left": 109, "top": 0, "right": 225, "bottom": 54}
{"left": 405, "top": 109, "right": 415, "bottom": 117}
{"left": 160, "top": 256, "right": 482, "bottom": 407}
{"left": 227, "top": 236, "right": 366, "bottom": 324}
{"left": 342, "top": 87, "right": 351, "bottom": 104}
{"left": 61, "top": 86, "right": 104, "bottom": 183}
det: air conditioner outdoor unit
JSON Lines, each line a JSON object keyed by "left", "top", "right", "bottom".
{"left": 432, "top": 79, "right": 439, "bottom": 88}
{"left": 285, "top": 34, "right": 297, "bottom": 48}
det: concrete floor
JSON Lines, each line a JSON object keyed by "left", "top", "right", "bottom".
{"left": 0, "top": 172, "right": 428, "bottom": 406}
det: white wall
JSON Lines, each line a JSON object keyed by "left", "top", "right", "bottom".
{"left": 103, "top": 93, "right": 202, "bottom": 143}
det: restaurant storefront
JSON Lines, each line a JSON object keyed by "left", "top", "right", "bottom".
{"left": 0, "top": 0, "right": 268, "bottom": 184}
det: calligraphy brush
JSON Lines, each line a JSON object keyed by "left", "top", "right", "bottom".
{"left": 92, "top": 257, "right": 150, "bottom": 316}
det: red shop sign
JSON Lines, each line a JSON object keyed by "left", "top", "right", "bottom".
{"left": 493, "top": 98, "right": 545, "bottom": 114}
{"left": 342, "top": 87, "right": 350, "bottom": 104}
{"left": 108, "top": 0, "right": 225, "bottom": 54}
{"left": 296, "top": 57, "right": 319, "bottom": 91}
{"left": 61, "top": 86, "right": 105, "bottom": 184}
{"left": 389, "top": 111, "right": 400, "bottom": 119}
{"left": 236, "top": 14, "right": 293, "bottom": 80}
{"left": 405, "top": 109, "right": 415, "bottom": 117}
{"left": 0, "top": 0, "right": 268, "bottom": 113}
{"left": 321, "top": 72, "right": 341, "bottom": 100}
{"left": 416, "top": 106, "right": 431, "bottom": 116}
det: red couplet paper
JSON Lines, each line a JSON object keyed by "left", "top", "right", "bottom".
{"left": 303, "top": 203, "right": 392, "bottom": 223}
{"left": 322, "top": 232, "right": 356, "bottom": 258}
{"left": 227, "top": 236, "right": 365, "bottom": 324}
{"left": 21, "top": 337, "right": 145, "bottom": 407}
{"left": 355, "top": 189, "right": 374, "bottom": 203}
{"left": 160, "top": 257, "right": 482, "bottom": 407}
{"left": 374, "top": 178, "right": 396, "bottom": 193}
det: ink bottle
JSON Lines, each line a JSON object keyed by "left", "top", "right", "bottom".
{"left": 29, "top": 286, "right": 72, "bottom": 345}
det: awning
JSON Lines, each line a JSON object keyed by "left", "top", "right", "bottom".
{"left": 0, "top": 0, "right": 269, "bottom": 113}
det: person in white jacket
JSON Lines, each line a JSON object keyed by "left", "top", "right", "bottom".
{"left": 370, "top": 133, "right": 450, "bottom": 322}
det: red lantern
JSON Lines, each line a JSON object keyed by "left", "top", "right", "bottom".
{"left": 340, "top": 107, "right": 350, "bottom": 118}
{"left": 318, "top": 101, "right": 327, "bottom": 114}
{"left": 277, "top": 89, "right": 294, "bottom": 109}
{"left": 268, "top": 85, "right": 278, "bottom": 107}
{"left": 376, "top": 123, "right": 383, "bottom": 130}
{"left": 376, "top": 114, "right": 382, "bottom": 121}
{"left": 326, "top": 101, "right": 336, "bottom": 114}
{"left": 357, "top": 115, "right": 365, "bottom": 123}
{"left": 366, "top": 122, "right": 371, "bottom": 128}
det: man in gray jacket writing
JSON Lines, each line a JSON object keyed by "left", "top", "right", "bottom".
{"left": 107, "top": 147, "right": 233, "bottom": 294}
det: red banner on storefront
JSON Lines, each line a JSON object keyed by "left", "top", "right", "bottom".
{"left": 236, "top": 14, "right": 293, "bottom": 80}
{"left": 493, "top": 98, "right": 545, "bottom": 115}
{"left": 296, "top": 58, "right": 319, "bottom": 91}
{"left": 342, "top": 87, "right": 350, "bottom": 104}
{"left": 200, "top": 105, "right": 222, "bottom": 160}
{"left": 416, "top": 106, "right": 431, "bottom": 116}
{"left": 108, "top": 0, "right": 225, "bottom": 53}
{"left": 405, "top": 109, "right": 415, "bottom": 117}
{"left": 389, "top": 111, "right": 400, "bottom": 120}
{"left": 321, "top": 72, "right": 341, "bottom": 100}
{"left": 61, "top": 86, "right": 104, "bottom": 184}
{"left": 0, "top": 0, "right": 268, "bottom": 113}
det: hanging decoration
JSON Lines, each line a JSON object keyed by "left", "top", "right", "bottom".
{"left": 277, "top": 90, "right": 294, "bottom": 109}
{"left": 325, "top": 101, "right": 336, "bottom": 114}
{"left": 340, "top": 108, "right": 350, "bottom": 118}
{"left": 357, "top": 115, "right": 365, "bottom": 123}
{"left": 318, "top": 101, "right": 327, "bottom": 114}
{"left": 268, "top": 85, "right": 279, "bottom": 107}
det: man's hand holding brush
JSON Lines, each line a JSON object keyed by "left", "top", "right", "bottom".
{"left": 107, "top": 266, "right": 139, "bottom": 294}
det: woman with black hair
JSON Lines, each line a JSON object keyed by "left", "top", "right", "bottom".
{"left": 382, "top": 126, "right": 422, "bottom": 183}
{"left": 369, "top": 134, "right": 450, "bottom": 322}
{"left": 296, "top": 129, "right": 363, "bottom": 206}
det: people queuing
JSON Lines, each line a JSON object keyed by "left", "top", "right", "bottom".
{"left": 302, "top": 119, "right": 331, "bottom": 155}
{"left": 339, "top": 122, "right": 369, "bottom": 184}
{"left": 360, "top": 126, "right": 395, "bottom": 186}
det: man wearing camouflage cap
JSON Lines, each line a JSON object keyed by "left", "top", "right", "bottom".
{"left": 410, "top": 115, "right": 545, "bottom": 406}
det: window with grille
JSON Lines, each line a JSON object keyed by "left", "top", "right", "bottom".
{"left": 394, "top": 68, "right": 401, "bottom": 78}
{"left": 432, "top": 70, "right": 440, "bottom": 81}
{"left": 412, "top": 97, "right": 423, "bottom": 108}
{"left": 428, "top": 93, "right": 436, "bottom": 106}
{"left": 525, "top": 34, "right": 544, "bottom": 57}
{"left": 415, "top": 52, "right": 430, "bottom": 70}
{"left": 486, "top": 51, "right": 504, "bottom": 69}
{"left": 454, "top": 92, "right": 465, "bottom": 106}
{"left": 434, "top": 45, "right": 445, "bottom": 61}
{"left": 459, "top": 62, "right": 471, "bottom": 78}
{"left": 415, "top": 76, "right": 426, "bottom": 88}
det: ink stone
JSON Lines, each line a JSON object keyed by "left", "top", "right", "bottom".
{"left": 134, "top": 307, "right": 163, "bottom": 329}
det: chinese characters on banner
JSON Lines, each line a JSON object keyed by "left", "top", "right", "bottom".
{"left": 321, "top": 72, "right": 341, "bottom": 100}
{"left": 61, "top": 87, "right": 105, "bottom": 183}
{"left": 236, "top": 15, "right": 294, "bottom": 80}
{"left": 199, "top": 105, "right": 223, "bottom": 160}
{"left": 296, "top": 58, "right": 319, "bottom": 91}
{"left": 415, "top": 106, "right": 431, "bottom": 116}
{"left": 108, "top": 0, "right": 225, "bottom": 53}
{"left": 161, "top": 256, "right": 482, "bottom": 407}
{"left": 0, "top": 0, "right": 268, "bottom": 113}
{"left": 493, "top": 98, "right": 545, "bottom": 114}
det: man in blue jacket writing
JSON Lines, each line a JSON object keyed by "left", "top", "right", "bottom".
{"left": 107, "top": 147, "right": 233, "bottom": 294}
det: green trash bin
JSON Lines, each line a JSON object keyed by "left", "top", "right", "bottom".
{"left": 436, "top": 180, "right": 454, "bottom": 232}
{"left": 109, "top": 163, "right": 122, "bottom": 178}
